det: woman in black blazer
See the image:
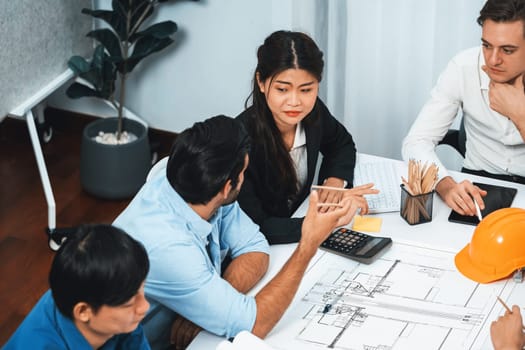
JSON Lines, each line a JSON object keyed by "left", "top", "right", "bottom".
{"left": 237, "top": 30, "right": 376, "bottom": 244}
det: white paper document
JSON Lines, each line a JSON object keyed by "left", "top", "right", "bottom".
{"left": 263, "top": 242, "right": 516, "bottom": 350}
{"left": 216, "top": 331, "right": 276, "bottom": 350}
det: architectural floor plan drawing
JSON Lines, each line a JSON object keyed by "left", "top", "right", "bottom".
{"left": 266, "top": 242, "right": 513, "bottom": 350}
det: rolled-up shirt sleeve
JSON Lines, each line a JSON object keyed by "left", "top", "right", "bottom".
{"left": 145, "top": 239, "right": 258, "bottom": 338}
{"left": 402, "top": 53, "right": 463, "bottom": 180}
{"left": 219, "top": 202, "right": 270, "bottom": 259}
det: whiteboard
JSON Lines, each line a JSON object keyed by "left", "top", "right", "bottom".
{"left": 0, "top": 0, "right": 92, "bottom": 120}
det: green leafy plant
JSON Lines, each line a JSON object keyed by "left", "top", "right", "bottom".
{"left": 67, "top": 0, "right": 197, "bottom": 139}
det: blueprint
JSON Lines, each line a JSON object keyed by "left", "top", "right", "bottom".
{"left": 265, "top": 242, "right": 516, "bottom": 350}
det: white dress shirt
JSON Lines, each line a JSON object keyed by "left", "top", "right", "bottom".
{"left": 402, "top": 46, "right": 525, "bottom": 180}
{"left": 289, "top": 122, "right": 308, "bottom": 189}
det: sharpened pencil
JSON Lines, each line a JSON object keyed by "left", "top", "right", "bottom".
{"left": 311, "top": 185, "right": 347, "bottom": 192}
{"left": 317, "top": 203, "right": 344, "bottom": 208}
{"left": 497, "top": 296, "right": 512, "bottom": 313}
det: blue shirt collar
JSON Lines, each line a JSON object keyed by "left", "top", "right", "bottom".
{"left": 46, "top": 291, "right": 94, "bottom": 349}
{"left": 159, "top": 178, "right": 214, "bottom": 242}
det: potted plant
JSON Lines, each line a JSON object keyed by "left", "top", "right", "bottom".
{"left": 66, "top": 0, "right": 197, "bottom": 199}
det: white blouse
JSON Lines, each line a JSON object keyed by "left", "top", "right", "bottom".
{"left": 289, "top": 122, "right": 308, "bottom": 190}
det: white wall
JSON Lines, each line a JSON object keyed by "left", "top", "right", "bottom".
{"left": 48, "top": 0, "right": 300, "bottom": 132}
{"left": 48, "top": 0, "right": 484, "bottom": 166}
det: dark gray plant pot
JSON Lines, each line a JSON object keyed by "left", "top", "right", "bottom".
{"left": 81, "top": 117, "right": 151, "bottom": 199}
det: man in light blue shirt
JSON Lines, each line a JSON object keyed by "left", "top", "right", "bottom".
{"left": 115, "top": 116, "right": 358, "bottom": 349}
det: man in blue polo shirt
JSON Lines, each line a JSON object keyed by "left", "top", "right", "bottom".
{"left": 3, "top": 224, "right": 151, "bottom": 350}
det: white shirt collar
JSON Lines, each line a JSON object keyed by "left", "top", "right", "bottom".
{"left": 478, "top": 46, "right": 490, "bottom": 90}
{"left": 290, "top": 122, "right": 306, "bottom": 150}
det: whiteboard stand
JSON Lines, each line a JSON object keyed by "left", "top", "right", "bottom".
{"left": 9, "top": 69, "right": 150, "bottom": 251}
{"left": 9, "top": 70, "right": 74, "bottom": 250}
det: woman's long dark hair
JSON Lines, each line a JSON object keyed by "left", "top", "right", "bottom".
{"left": 245, "top": 31, "right": 324, "bottom": 199}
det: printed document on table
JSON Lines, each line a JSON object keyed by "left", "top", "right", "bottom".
{"left": 263, "top": 242, "right": 514, "bottom": 350}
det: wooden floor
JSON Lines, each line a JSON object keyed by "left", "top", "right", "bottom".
{"left": 0, "top": 108, "right": 175, "bottom": 344}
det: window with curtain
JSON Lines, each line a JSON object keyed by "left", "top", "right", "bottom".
{"left": 296, "top": 0, "right": 485, "bottom": 160}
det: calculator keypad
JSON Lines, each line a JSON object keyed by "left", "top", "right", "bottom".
{"left": 321, "top": 228, "right": 368, "bottom": 254}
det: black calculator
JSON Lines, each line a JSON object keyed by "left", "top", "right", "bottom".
{"left": 320, "top": 228, "right": 392, "bottom": 264}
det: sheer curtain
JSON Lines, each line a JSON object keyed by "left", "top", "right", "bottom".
{"left": 304, "top": 0, "right": 485, "bottom": 160}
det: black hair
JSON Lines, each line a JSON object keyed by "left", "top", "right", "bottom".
{"left": 166, "top": 115, "right": 251, "bottom": 204}
{"left": 49, "top": 224, "right": 149, "bottom": 318}
{"left": 244, "top": 30, "right": 324, "bottom": 199}
{"left": 478, "top": 0, "right": 525, "bottom": 37}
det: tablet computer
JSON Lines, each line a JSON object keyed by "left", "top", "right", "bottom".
{"left": 448, "top": 182, "right": 517, "bottom": 226}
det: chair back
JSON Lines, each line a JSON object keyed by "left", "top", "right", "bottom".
{"left": 438, "top": 115, "right": 466, "bottom": 158}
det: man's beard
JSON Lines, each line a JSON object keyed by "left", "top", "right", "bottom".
{"left": 222, "top": 187, "right": 240, "bottom": 206}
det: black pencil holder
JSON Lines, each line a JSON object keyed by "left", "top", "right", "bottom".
{"left": 400, "top": 185, "right": 434, "bottom": 225}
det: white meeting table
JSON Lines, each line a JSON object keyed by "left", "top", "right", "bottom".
{"left": 188, "top": 153, "right": 525, "bottom": 350}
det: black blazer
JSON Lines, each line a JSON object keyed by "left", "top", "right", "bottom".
{"left": 236, "top": 98, "right": 356, "bottom": 244}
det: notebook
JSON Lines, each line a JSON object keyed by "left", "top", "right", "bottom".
{"left": 353, "top": 161, "right": 401, "bottom": 213}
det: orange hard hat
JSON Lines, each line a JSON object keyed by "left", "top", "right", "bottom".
{"left": 455, "top": 207, "right": 525, "bottom": 283}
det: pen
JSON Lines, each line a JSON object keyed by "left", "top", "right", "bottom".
{"left": 473, "top": 199, "right": 483, "bottom": 222}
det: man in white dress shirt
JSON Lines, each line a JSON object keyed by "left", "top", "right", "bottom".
{"left": 402, "top": 0, "right": 525, "bottom": 217}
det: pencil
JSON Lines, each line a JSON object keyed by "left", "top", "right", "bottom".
{"left": 311, "top": 185, "right": 347, "bottom": 192}
{"left": 317, "top": 203, "right": 344, "bottom": 208}
{"left": 497, "top": 296, "right": 512, "bottom": 313}
{"left": 496, "top": 296, "right": 525, "bottom": 330}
